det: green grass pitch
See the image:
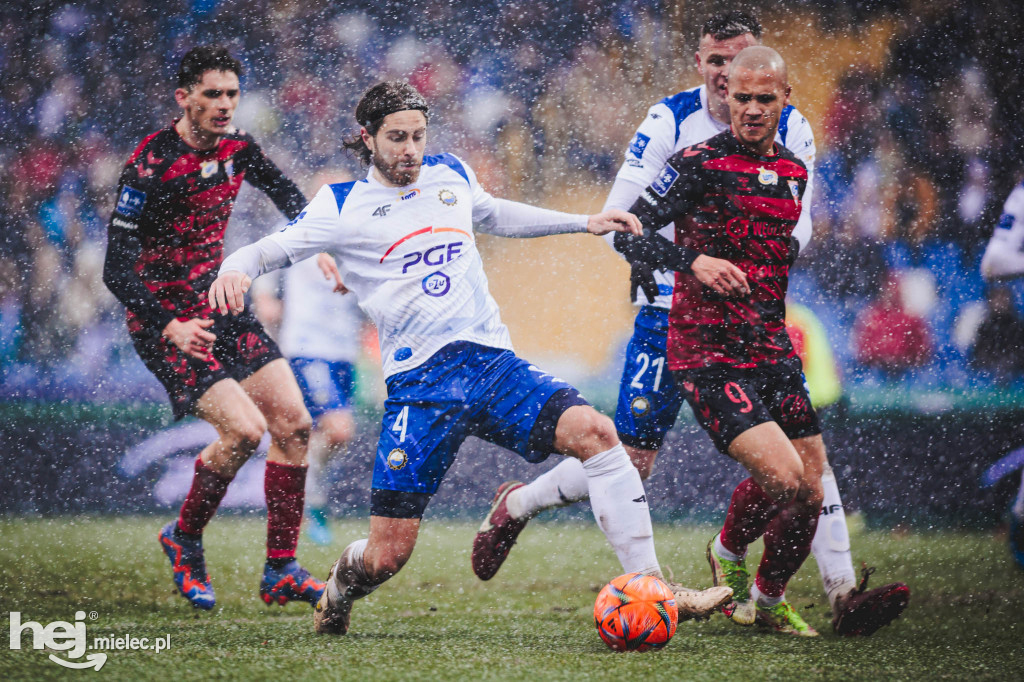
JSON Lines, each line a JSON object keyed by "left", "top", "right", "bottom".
{"left": 1, "top": 516, "right": 1021, "bottom": 680}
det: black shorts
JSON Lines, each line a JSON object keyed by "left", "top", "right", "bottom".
{"left": 674, "top": 356, "right": 821, "bottom": 455}
{"left": 131, "top": 310, "right": 282, "bottom": 420}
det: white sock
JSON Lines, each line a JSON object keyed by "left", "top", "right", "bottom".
{"left": 714, "top": 534, "right": 745, "bottom": 562}
{"left": 811, "top": 469, "right": 857, "bottom": 608}
{"left": 305, "top": 430, "right": 330, "bottom": 509}
{"left": 751, "top": 582, "right": 783, "bottom": 607}
{"left": 506, "top": 457, "right": 589, "bottom": 520}
{"left": 582, "top": 444, "right": 660, "bottom": 577}
{"left": 1014, "top": 469, "right": 1024, "bottom": 520}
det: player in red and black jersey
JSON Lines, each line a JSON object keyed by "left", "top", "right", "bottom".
{"left": 619, "top": 47, "right": 908, "bottom": 636}
{"left": 102, "top": 46, "right": 324, "bottom": 611}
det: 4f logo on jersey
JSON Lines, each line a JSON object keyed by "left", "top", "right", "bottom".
{"left": 373, "top": 204, "right": 391, "bottom": 217}
{"left": 628, "top": 132, "right": 650, "bottom": 159}
{"left": 652, "top": 165, "right": 678, "bottom": 197}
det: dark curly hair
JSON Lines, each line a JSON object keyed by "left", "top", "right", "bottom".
{"left": 176, "top": 46, "right": 243, "bottom": 91}
{"left": 342, "top": 81, "right": 430, "bottom": 166}
{"left": 701, "top": 9, "right": 762, "bottom": 42}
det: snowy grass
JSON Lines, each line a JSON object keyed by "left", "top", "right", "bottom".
{"left": 0, "top": 516, "right": 1020, "bottom": 680}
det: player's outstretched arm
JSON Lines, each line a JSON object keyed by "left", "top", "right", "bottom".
{"left": 209, "top": 271, "right": 252, "bottom": 316}
{"left": 586, "top": 209, "right": 642, "bottom": 236}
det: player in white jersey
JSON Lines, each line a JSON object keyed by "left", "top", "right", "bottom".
{"left": 209, "top": 81, "right": 732, "bottom": 635}
{"left": 981, "top": 178, "right": 1024, "bottom": 569}
{"left": 474, "top": 10, "right": 909, "bottom": 636}
{"left": 255, "top": 252, "right": 366, "bottom": 545}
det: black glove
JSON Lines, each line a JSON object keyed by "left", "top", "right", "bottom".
{"left": 614, "top": 230, "right": 697, "bottom": 273}
{"left": 787, "top": 235, "right": 800, "bottom": 266}
{"left": 629, "top": 261, "right": 659, "bottom": 304}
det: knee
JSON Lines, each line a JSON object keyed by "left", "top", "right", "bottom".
{"left": 797, "top": 477, "right": 824, "bottom": 510}
{"left": 321, "top": 412, "right": 355, "bottom": 448}
{"left": 224, "top": 415, "right": 267, "bottom": 455}
{"left": 761, "top": 468, "right": 802, "bottom": 505}
{"left": 270, "top": 404, "right": 313, "bottom": 447}
{"left": 557, "top": 407, "right": 618, "bottom": 458}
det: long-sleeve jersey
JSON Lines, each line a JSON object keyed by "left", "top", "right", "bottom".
{"left": 628, "top": 130, "right": 807, "bottom": 371}
{"left": 981, "top": 181, "right": 1024, "bottom": 280}
{"left": 604, "top": 84, "right": 815, "bottom": 309}
{"left": 102, "top": 123, "right": 306, "bottom": 334}
{"left": 220, "top": 153, "right": 590, "bottom": 379}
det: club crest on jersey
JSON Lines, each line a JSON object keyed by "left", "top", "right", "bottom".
{"left": 116, "top": 186, "right": 146, "bottom": 218}
{"left": 201, "top": 160, "right": 219, "bottom": 178}
{"left": 651, "top": 165, "right": 678, "bottom": 197}
{"left": 628, "top": 132, "right": 650, "bottom": 159}
{"left": 422, "top": 271, "right": 451, "bottom": 297}
{"left": 386, "top": 448, "right": 408, "bottom": 470}
{"left": 224, "top": 159, "right": 234, "bottom": 177}
{"left": 438, "top": 189, "right": 458, "bottom": 206}
{"left": 630, "top": 396, "right": 651, "bottom": 417}
{"left": 788, "top": 180, "right": 800, "bottom": 202}
{"left": 399, "top": 188, "right": 421, "bottom": 201}
{"left": 757, "top": 166, "right": 778, "bottom": 186}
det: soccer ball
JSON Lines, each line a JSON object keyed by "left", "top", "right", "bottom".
{"left": 594, "top": 573, "right": 678, "bottom": 652}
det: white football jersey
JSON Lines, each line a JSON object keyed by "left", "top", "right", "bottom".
{"left": 222, "top": 153, "right": 588, "bottom": 378}
{"left": 981, "top": 181, "right": 1024, "bottom": 280}
{"left": 278, "top": 256, "right": 363, "bottom": 362}
{"left": 603, "top": 84, "right": 816, "bottom": 309}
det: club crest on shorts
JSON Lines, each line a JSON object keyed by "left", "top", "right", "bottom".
{"left": 630, "top": 396, "right": 651, "bottom": 417}
{"left": 438, "top": 188, "right": 458, "bottom": 206}
{"left": 386, "top": 448, "right": 408, "bottom": 470}
{"left": 757, "top": 166, "right": 778, "bottom": 185}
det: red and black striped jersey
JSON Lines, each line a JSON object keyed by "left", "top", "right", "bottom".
{"left": 629, "top": 129, "right": 808, "bottom": 371}
{"left": 102, "top": 122, "right": 306, "bottom": 334}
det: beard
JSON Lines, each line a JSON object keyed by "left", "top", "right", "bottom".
{"left": 372, "top": 153, "right": 421, "bottom": 186}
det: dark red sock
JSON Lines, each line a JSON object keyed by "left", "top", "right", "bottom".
{"left": 178, "top": 457, "right": 233, "bottom": 535}
{"left": 265, "top": 461, "right": 307, "bottom": 560}
{"left": 754, "top": 500, "right": 820, "bottom": 598}
{"left": 719, "top": 477, "right": 783, "bottom": 556}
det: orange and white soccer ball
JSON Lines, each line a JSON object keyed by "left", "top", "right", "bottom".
{"left": 594, "top": 573, "right": 678, "bottom": 652}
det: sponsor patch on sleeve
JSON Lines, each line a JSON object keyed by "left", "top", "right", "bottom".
{"left": 651, "top": 165, "right": 679, "bottom": 197}
{"left": 115, "top": 186, "right": 146, "bottom": 218}
{"left": 628, "top": 132, "right": 650, "bottom": 159}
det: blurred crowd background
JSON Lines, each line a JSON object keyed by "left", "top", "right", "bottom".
{"left": 3, "top": 0, "right": 1024, "bottom": 410}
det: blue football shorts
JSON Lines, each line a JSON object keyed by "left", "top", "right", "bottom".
{"left": 288, "top": 357, "right": 356, "bottom": 421}
{"left": 371, "top": 341, "right": 588, "bottom": 518}
{"left": 613, "top": 306, "right": 685, "bottom": 450}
